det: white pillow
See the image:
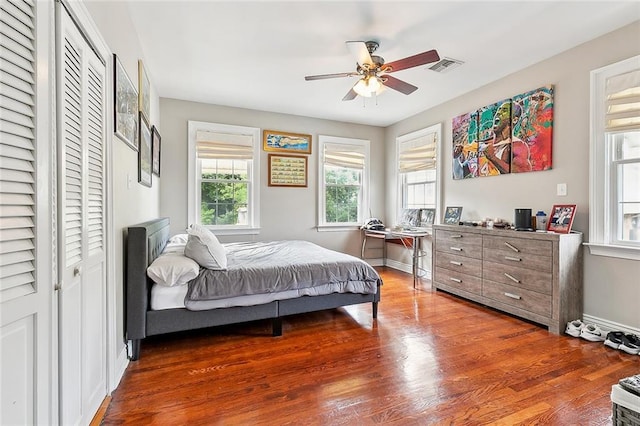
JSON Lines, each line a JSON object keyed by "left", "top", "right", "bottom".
{"left": 169, "top": 233, "right": 189, "bottom": 244}
{"left": 184, "top": 224, "right": 227, "bottom": 270}
{"left": 147, "top": 253, "right": 200, "bottom": 287}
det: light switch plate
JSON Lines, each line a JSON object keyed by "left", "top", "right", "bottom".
{"left": 557, "top": 183, "right": 567, "bottom": 196}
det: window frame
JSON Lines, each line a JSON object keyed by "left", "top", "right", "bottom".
{"left": 317, "top": 135, "right": 370, "bottom": 231}
{"left": 188, "top": 121, "right": 261, "bottom": 235}
{"left": 395, "top": 123, "right": 442, "bottom": 225}
{"left": 587, "top": 55, "right": 640, "bottom": 260}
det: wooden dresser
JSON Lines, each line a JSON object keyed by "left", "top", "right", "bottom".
{"left": 432, "top": 224, "right": 583, "bottom": 334}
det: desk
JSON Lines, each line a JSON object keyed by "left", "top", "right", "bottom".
{"left": 361, "top": 228, "right": 431, "bottom": 287}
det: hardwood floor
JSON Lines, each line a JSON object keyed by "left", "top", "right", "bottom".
{"left": 103, "top": 268, "right": 638, "bottom": 425}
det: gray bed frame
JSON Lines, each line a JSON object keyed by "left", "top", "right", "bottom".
{"left": 126, "top": 218, "right": 380, "bottom": 360}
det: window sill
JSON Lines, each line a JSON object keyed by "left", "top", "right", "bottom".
{"left": 316, "top": 225, "right": 361, "bottom": 232}
{"left": 205, "top": 227, "right": 261, "bottom": 236}
{"left": 584, "top": 242, "right": 640, "bottom": 261}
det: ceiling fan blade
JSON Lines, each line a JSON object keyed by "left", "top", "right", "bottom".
{"left": 346, "top": 41, "right": 373, "bottom": 66}
{"left": 384, "top": 49, "right": 440, "bottom": 73}
{"left": 382, "top": 75, "right": 418, "bottom": 95}
{"left": 342, "top": 87, "right": 358, "bottom": 101}
{"left": 305, "top": 72, "right": 357, "bottom": 81}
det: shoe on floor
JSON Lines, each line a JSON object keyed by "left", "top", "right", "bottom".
{"left": 580, "top": 324, "right": 606, "bottom": 342}
{"left": 604, "top": 331, "right": 625, "bottom": 349}
{"left": 619, "top": 334, "right": 640, "bottom": 355}
{"left": 565, "top": 319, "right": 585, "bottom": 337}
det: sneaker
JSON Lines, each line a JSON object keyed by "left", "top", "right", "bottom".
{"left": 604, "top": 331, "right": 625, "bottom": 349}
{"left": 580, "top": 324, "right": 606, "bottom": 342}
{"left": 565, "top": 319, "right": 585, "bottom": 337}
{"left": 619, "top": 334, "right": 640, "bottom": 355}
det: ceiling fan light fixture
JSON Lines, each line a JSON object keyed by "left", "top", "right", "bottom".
{"left": 354, "top": 76, "right": 382, "bottom": 97}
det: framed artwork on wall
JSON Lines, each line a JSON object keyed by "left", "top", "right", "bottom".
{"left": 263, "top": 130, "right": 312, "bottom": 154}
{"left": 113, "top": 54, "right": 138, "bottom": 151}
{"left": 151, "top": 125, "right": 161, "bottom": 177}
{"left": 138, "top": 59, "right": 150, "bottom": 123}
{"left": 547, "top": 204, "right": 576, "bottom": 234}
{"left": 443, "top": 206, "right": 463, "bottom": 224}
{"left": 138, "top": 113, "right": 152, "bottom": 187}
{"left": 268, "top": 154, "right": 307, "bottom": 187}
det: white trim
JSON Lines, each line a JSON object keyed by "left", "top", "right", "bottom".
{"left": 317, "top": 135, "right": 370, "bottom": 228}
{"left": 582, "top": 314, "right": 640, "bottom": 336}
{"left": 395, "top": 123, "right": 442, "bottom": 226}
{"left": 187, "top": 121, "right": 261, "bottom": 230}
{"left": 385, "top": 259, "right": 433, "bottom": 281}
{"left": 589, "top": 55, "right": 640, "bottom": 260}
{"left": 112, "top": 347, "right": 129, "bottom": 391}
{"left": 363, "top": 258, "right": 385, "bottom": 267}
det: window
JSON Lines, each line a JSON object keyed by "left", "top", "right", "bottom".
{"left": 318, "top": 136, "right": 370, "bottom": 230}
{"left": 188, "top": 121, "right": 260, "bottom": 234}
{"left": 396, "top": 124, "right": 440, "bottom": 221}
{"left": 588, "top": 55, "right": 640, "bottom": 260}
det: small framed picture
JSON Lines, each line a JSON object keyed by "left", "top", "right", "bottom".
{"left": 138, "top": 113, "right": 152, "bottom": 188}
{"left": 547, "top": 204, "right": 576, "bottom": 233}
{"left": 443, "top": 206, "right": 463, "bottom": 225}
{"left": 113, "top": 54, "right": 138, "bottom": 151}
{"left": 263, "top": 130, "right": 312, "bottom": 154}
{"left": 151, "top": 125, "right": 161, "bottom": 177}
{"left": 268, "top": 154, "right": 307, "bottom": 187}
{"left": 138, "top": 59, "right": 151, "bottom": 123}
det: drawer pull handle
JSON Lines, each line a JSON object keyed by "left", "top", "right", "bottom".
{"left": 449, "top": 261, "right": 462, "bottom": 266}
{"left": 450, "top": 247, "right": 463, "bottom": 252}
{"left": 504, "top": 292, "right": 521, "bottom": 300}
{"left": 505, "top": 256, "right": 522, "bottom": 262}
{"left": 504, "top": 242, "right": 520, "bottom": 252}
{"left": 450, "top": 277, "right": 462, "bottom": 283}
{"left": 451, "top": 235, "right": 463, "bottom": 239}
{"left": 504, "top": 273, "right": 521, "bottom": 283}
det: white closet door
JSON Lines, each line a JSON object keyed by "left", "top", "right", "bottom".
{"left": 57, "top": 4, "right": 107, "bottom": 425}
{"left": 0, "top": 0, "right": 54, "bottom": 424}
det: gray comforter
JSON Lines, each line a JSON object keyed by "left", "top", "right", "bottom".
{"left": 185, "top": 240, "right": 381, "bottom": 303}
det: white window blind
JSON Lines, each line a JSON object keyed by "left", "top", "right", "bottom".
{"left": 195, "top": 130, "right": 253, "bottom": 160}
{"left": 324, "top": 142, "right": 366, "bottom": 170}
{"left": 398, "top": 131, "right": 437, "bottom": 173}
{"left": 0, "top": 0, "right": 37, "bottom": 295}
{"left": 606, "top": 69, "right": 640, "bottom": 132}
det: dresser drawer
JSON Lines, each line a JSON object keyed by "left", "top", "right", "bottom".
{"left": 483, "top": 248, "right": 552, "bottom": 273}
{"left": 482, "top": 280, "right": 552, "bottom": 317}
{"left": 483, "top": 235, "right": 552, "bottom": 257}
{"left": 435, "top": 230, "right": 482, "bottom": 259}
{"left": 483, "top": 260, "right": 552, "bottom": 295}
{"left": 435, "top": 252, "right": 482, "bottom": 277}
{"left": 434, "top": 267, "right": 482, "bottom": 294}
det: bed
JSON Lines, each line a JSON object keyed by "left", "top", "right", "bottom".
{"left": 126, "top": 218, "right": 382, "bottom": 360}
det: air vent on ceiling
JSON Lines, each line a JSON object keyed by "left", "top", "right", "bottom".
{"left": 428, "top": 57, "right": 464, "bottom": 73}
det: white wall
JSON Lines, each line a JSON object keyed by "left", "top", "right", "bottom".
{"left": 84, "top": 2, "right": 161, "bottom": 356}
{"left": 385, "top": 21, "right": 640, "bottom": 330}
{"left": 159, "top": 98, "right": 385, "bottom": 257}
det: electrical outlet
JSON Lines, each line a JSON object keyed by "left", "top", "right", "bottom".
{"left": 557, "top": 183, "right": 567, "bottom": 196}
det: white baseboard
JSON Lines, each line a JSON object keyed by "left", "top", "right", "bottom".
{"left": 111, "top": 346, "right": 129, "bottom": 392}
{"left": 364, "top": 258, "right": 385, "bottom": 267}
{"left": 383, "top": 259, "right": 432, "bottom": 281}
{"left": 582, "top": 314, "right": 640, "bottom": 335}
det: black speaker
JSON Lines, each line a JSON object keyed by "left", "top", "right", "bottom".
{"left": 514, "top": 208, "right": 533, "bottom": 231}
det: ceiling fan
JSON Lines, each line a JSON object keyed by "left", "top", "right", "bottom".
{"left": 304, "top": 41, "right": 440, "bottom": 101}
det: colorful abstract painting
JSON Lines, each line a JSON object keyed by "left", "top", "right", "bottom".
{"left": 477, "top": 99, "right": 512, "bottom": 176}
{"left": 452, "top": 112, "right": 479, "bottom": 179}
{"left": 511, "top": 86, "right": 554, "bottom": 173}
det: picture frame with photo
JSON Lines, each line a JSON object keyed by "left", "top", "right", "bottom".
{"left": 113, "top": 54, "right": 138, "bottom": 151}
{"left": 138, "top": 113, "right": 152, "bottom": 187}
{"left": 151, "top": 125, "right": 161, "bottom": 177}
{"left": 443, "top": 206, "right": 463, "bottom": 224}
{"left": 268, "top": 154, "right": 307, "bottom": 187}
{"left": 547, "top": 204, "right": 576, "bottom": 234}
{"left": 138, "top": 59, "right": 150, "bottom": 123}
{"left": 263, "top": 130, "right": 312, "bottom": 154}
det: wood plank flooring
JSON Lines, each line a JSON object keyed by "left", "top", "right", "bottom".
{"left": 102, "top": 268, "right": 639, "bottom": 425}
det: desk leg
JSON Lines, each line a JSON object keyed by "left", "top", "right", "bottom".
{"left": 361, "top": 233, "right": 366, "bottom": 259}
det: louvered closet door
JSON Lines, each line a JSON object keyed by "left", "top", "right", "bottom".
{"left": 57, "top": 4, "right": 107, "bottom": 425}
{"left": 1, "top": 0, "right": 54, "bottom": 424}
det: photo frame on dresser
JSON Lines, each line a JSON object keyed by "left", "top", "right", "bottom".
{"left": 547, "top": 204, "right": 576, "bottom": 234}
{"left": 443, "top": 206, "right": 463, "bottom": 224}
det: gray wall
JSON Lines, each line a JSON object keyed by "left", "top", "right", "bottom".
{"left": 85, "top": 2, "right": 161, "bottom": 354}
{"left": 159, "top": 98, "right": 385, "bottom": 256}
{"left": 385, "top": 21, "right": 640, "bottom": 330}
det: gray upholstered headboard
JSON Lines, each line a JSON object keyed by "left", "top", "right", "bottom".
{"left": 125, "top": 217, "right": 171, "bottom": 341}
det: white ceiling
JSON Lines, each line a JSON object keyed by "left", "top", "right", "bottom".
{"left": 123, "top": 1, "right": 640, "bottom": 127}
